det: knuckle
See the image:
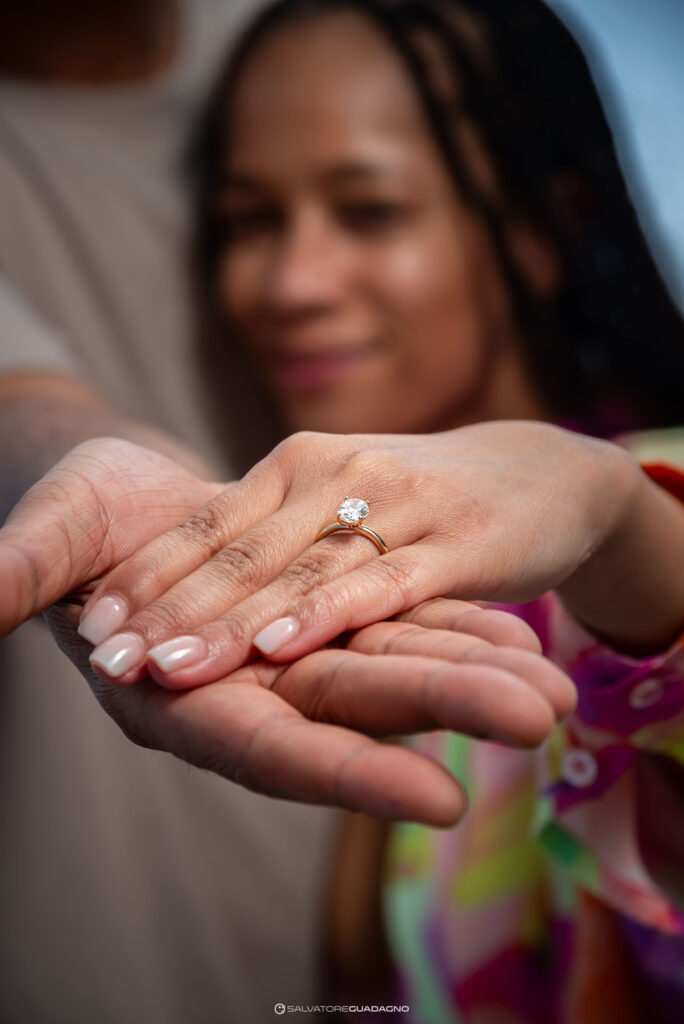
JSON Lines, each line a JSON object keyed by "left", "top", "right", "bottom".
{"left": 333, "top": 744, "right": 370, "bottom": 809}
{"left": 397, "top": 597, "right": 450, "bottom": 625}
{"left": 312, "top": 656, "right": 347, "bottom": 722}
{"left": 345, "top": 622, "right": 391, "bottom": 653}
{"left": 382, "top": 622, "right": 424, "bottom": 654}
{"left": 366, "top": 557, "right": 418, "bottom": 608}
{"left": 273, "top": 431, "right": 351, "bottom": 487}
{"left": 200, "top": 609, "right": 253, "bottom": 654}
{"left": 134, "top": 599, "right": 196, "bottom": 640}
{"left": 460, "top": 641, "right": 495, "bottom": 664}
{"left": 10, "top": 542, "right": 43, "bottom": 614}
{"left": 174, "top": 502, "right": 230, "bottom": 553}
{"left": 276, "top": 651, "right": 339, "bottom": 721}
{"left": 211, "top": 535, "right": 268, "bottom": 588}
{"left": 296, "top": 583, "right": 342, "bottom": 634}
{"left": 219, "top": 613, "right": 253, "bottom": 652}
{"left": 273, "top": 431, "right": 322, "bottom": 466}
{"left": 226, "top": 716, "right": 288, "bottom": 792}
{"left": 277, "top": 551, "right": 333, "bottom": 595}
{"left": 423, "top": 662, "right": 456, "bottom": 702}
{"left": 201, "top": 746, "right": 243, "bottom": 783}
{"left": 106, "top": 544, "right": 171, "bottom": 604}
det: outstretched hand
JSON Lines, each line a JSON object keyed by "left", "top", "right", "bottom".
{"left": 77, "top": 421, "right": 639, "bottom": 689}
{"left": 0, "top": 435, "right": 575, "bottom": 825}
{"left": 48, "top": 590, "right": 574, "bottom": 825}
{"left": 0, "top": 436, "right": 222, "bottom": 635}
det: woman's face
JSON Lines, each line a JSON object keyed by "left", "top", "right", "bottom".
{"left": 215, "top": 10, "right": 544, "bottom": 434}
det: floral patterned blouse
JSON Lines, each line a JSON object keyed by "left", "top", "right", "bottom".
{"left": 382, "top": 441, "right": 684, "bottom": 1024}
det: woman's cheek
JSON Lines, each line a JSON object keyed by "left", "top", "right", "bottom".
{"left": 217, "top": 252, "right": 262, "bottom": 334}
{"left": 376, "top": 240, "right": 473, "bottom": 356}
{"left": 375, "top": 222, "right": 469, "bottom": 321}
{"left": 375, "top": 247, "right": 490, "bottom": 424}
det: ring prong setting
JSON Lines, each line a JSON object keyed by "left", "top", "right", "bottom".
{"left": 337, "top": 497, "right": 370, "bottom": 526}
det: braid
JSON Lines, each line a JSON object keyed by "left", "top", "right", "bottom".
{"left": 194, "top": 0, "right": 684, "bottom": 434}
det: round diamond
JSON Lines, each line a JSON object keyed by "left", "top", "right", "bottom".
{"left": 337, "top": 497, "right": 369, "bottom": 525}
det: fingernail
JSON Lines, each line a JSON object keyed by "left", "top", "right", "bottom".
{"left": 147, "top": 635, "right": 205, "bottom": 673}
{"left": 79, "top": 595, "right": 129, "bottom": 645}
{"left": 90, "top": 632, "right": 145, "bottom": 677}
{"left": 253, "top": 616, "right": 299, "bottom": 655}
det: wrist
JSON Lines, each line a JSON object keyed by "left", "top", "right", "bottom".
{"left": 558, "top": 449, "right": 684, "bottom": 654}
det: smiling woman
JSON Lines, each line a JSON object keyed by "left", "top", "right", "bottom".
{"left": 210, "top": 5, "right": 546, "bottom": 435}
{"left": 69, "top": 0, "right": 684, "bottom": 1019}
{"left": 196, "top": 0, "right": 684, "bottom": 448}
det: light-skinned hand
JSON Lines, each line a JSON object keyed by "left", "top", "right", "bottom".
{"left": 0, "top": 436, "right": 575, "bottom": 825}
{"left": 77, "top": 420, "right": 667, "bottom": 691}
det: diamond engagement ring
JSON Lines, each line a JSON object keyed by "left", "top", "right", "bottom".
{"left": 315, "top": 497, "right": 389, "bottom": 554}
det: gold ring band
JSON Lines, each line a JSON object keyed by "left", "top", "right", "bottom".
{"left": 315, "top": 497, "right": 389, "bottom": 555}
{"left": 314, "top": 522, "right": 389, "bottom": 554}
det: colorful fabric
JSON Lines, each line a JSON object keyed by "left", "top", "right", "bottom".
{"left": 382, "top": 451, "right": 684, "bottom": 1023}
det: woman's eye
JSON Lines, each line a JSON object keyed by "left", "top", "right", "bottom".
{"left": 339, "top": 201, "right": 408, "bottom": 232}
{"left": 217, "top": 207, "right": 282, "bottom": 241}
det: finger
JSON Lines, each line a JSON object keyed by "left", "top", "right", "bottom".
{"left": 78, "top": 461, "right": 289, "bottom": 645}
{"left": 397, "top": 598, "right": 543, "bottom": 653}
{"left": 83, "top": 481, "right": 438, "bottom": 681}
{"left": 44, "top": 576, "right": 469, "bottom": 824}
{"left": 0, "top": 439, "right": 216, "bottom": 637}
{"left": 87, "top": 514, "right": 380, "bottom": 683}
{"left": 247, "top": 541, "right": 444, "bottom": 663}
{"left": 110, "top": 540, "right": 436, "bottom": 690}
{"left": 461, "top": 643, "right": 577, "bottom": 719}
{"left": 119, "top": 585, "right": 538, "bottom": 694}
{"left": 265, "top": 646, "right": 557, "bottom": 746}
{"left": 345, "top": 622, "right": 575, "bottom": 721}
{"left": 134, "top": 669, "right": 467, "bottom": 826}
{"left": 80, "top": 441, "right": 395, "bottom": 647}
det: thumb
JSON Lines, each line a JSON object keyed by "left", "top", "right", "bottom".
{"left": 0, "top": 437, "right": 221, "bottom": 635}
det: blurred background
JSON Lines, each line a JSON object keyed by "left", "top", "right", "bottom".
{"left": 551, "top": 0, "right": 684, "bottom": 310}
{"left": 1, "top": 2, "right": 684, "bottom": 1022}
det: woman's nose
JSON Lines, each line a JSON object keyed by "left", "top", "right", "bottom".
{"left": 265, "top": 211, "right": 347, "bottom": 315}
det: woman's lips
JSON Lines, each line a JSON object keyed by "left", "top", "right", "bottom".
{"left": 268, "top": 347, "right": 377, "bottom": 390}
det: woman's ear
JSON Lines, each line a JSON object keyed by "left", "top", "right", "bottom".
{"left": 507, "top": 217, "right": 563, "bottom": 298}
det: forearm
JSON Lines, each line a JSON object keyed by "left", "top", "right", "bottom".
{"left": 0, "top": 371, "right": 215, "bottom": 523}
{"left": 558, "top": 452, "right": 684, "bottom": 655}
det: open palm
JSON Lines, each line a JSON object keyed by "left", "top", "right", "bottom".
{"left": 1, "top": 437, "right": 575, "bottom": 825}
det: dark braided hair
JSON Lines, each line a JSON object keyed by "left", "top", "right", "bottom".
{"left": 194, "top": 0, "right": 684, "bottom": 437}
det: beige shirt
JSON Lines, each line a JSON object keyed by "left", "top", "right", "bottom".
{"left": 0, "top": 4, "right": 338, "bottom": 1021}
{"left": 0, "top": 0, "right": 238, "bottom": 468}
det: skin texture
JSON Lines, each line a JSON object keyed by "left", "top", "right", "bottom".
{"left": 0, "top": 436, "right": 576, "bottom": 825}
{"left": 76, "top": 419, "right": 684, "bottom": 686}
{"left": 74, "top": 14, "right": 684, "bottom": 688}
{"left": 2, "top": 5, "right": 679, "bottom": 996}
{"left": 3, "top": 11, "right": 684, "bottom": 824}
{"left": 0, "top": 7, "right": 575, "bottom": 827}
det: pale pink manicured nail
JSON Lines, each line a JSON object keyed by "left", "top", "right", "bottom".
{"left": 90, "top": 632, "right": 145, "bottom": 677}
{"left": 78, "top": 595, "right": 129, "bottom": 645}
{"left": 147, "top": 636, "right": 205, "bottom": 673}
{"left": 253, "top": 616, "right": 299, "bottom": 655}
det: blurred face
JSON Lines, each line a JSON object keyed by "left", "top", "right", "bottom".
{"left": 215, "top": 10, "right": 544, "bottom": 434}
